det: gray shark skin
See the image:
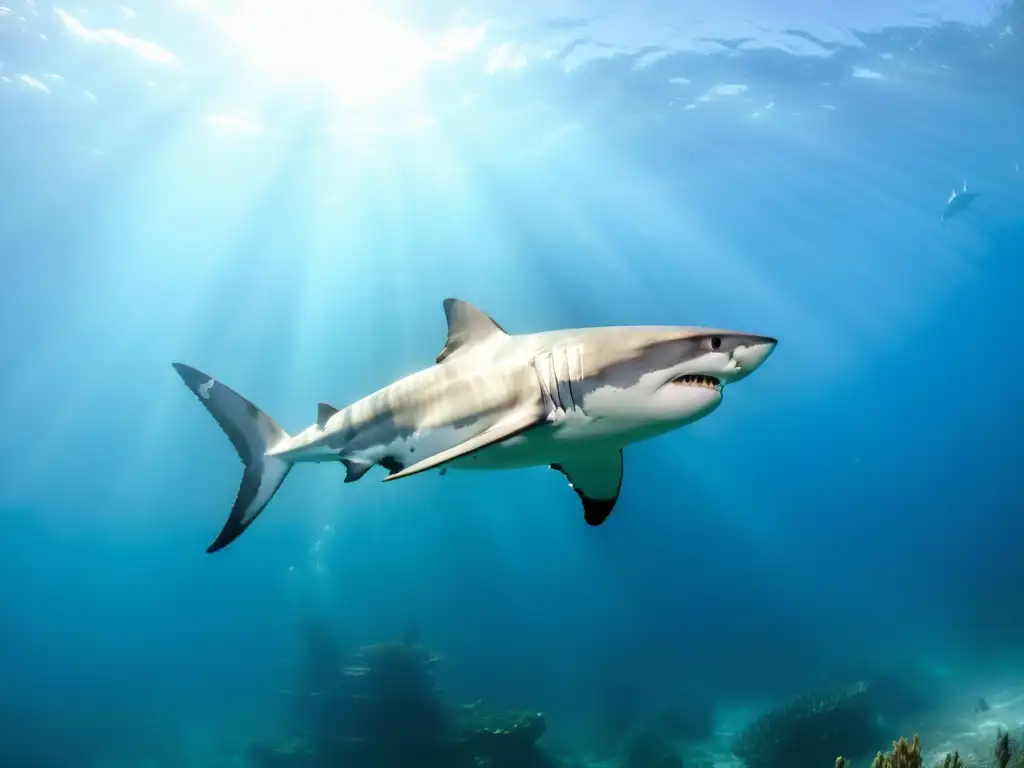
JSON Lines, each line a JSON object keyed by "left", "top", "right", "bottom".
{"left": 941, "top": 180, "right": 980, "bottom": 224}
{"left": 173, "top": 299, "right": 777, "bottom": 553}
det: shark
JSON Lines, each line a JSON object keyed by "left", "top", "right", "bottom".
{"left": 941, "top": 181, "right": 980, "bottom": 224}
{"left": 173, "top": 299, "right": 777, "bottom": 553}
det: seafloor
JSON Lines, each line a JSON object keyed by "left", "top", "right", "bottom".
{"left": 679, "top": 681, "right": 1024, "bottom": 768}
{"left": 232, "top": 621, "right": 1024, "bottom": 768}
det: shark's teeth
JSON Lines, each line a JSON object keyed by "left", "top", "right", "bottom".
{"left": 673, "top": 374, "right": 722, "bottom": 392}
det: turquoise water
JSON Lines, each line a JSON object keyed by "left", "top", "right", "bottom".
{"left": 1, "top": 1, "right": 1022, "bottom": 766}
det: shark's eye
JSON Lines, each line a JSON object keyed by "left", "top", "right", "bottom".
{"left": 710, "top": 336, "right": 721, "bottom": 350}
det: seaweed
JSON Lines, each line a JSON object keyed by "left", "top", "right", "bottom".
{"left": 869, "top": 735, "right": 922, "bottom": 768}
{"left": 833, "top": 730, "right": 1018, "bottom": 768}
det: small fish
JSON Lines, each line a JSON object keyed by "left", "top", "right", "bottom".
{"left": 941, "top": 180, "right": 980, "bottom": 224}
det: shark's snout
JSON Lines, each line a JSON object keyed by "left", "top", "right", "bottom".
{"left": 727, "top": 336, "right": 777, "bottom": 382}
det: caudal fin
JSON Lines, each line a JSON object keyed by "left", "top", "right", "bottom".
{"left": 172, "top": 363, "right": 292, "bottom": 553}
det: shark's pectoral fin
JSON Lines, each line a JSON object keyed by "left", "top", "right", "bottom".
{"left": 551, "top": 450, "right": 623, "bottom": 526}
{"left": 436, "top": 298, "right": 510, "bottom": 363}
{"left": 317, "top": 402, "right": 339, "bottom": 428}
{"left": 383, "top": 410, "right": 542, "bottom": 482}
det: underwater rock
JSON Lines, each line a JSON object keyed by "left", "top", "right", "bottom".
{"left": 457, "top": 710, "right": 550, "bottom": 767}
{"left": 324, "top": 641, "right": 456, "bottom": 765}
{"left": 263, "top": 624, "right": 562, "bottom": 768}
{"left": 731, "top": 681, "right": 881, "bottom": 768}
{"left": 275, "top": 635, "right": 459, "bottom": 767}
{"left": 625, "top": 730, "right": 684, "bottom": 768}
{"left": 459, "top": 709, "right": 546, "bottom": 749}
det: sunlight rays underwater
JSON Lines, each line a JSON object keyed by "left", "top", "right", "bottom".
{"left": 0, "top": 0, "right": 1020, "bottom": 583}
{"left": 1, "top": 6, "right": 1024, "bottom": 768}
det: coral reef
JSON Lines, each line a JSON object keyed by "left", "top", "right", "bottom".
{"left": 320, "top": 641, "right": 452, "bottom": 764}
{"left": 731, "top": 681, "right": 883, "bottom": 768}
{"left": 456, "top": 708, "right": 552, "bottom": 768}
{"left": 831, "top": 730, "right": 1024, "bottom": 768}
{"left": 869, "top": 734, "right": 922, "bottom": 768}
{"left": 247, "top": 624, "right": 557, "bottom": 768}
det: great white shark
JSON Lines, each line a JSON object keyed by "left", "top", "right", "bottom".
{"left": 173, "top": 299, "right": 777, "bottom": 552}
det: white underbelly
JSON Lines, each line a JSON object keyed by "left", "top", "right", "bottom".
{"left": 450, "top": 424, "right": 563, "bottom": 469}
{"left": 449, "top": 414, "right": 683, "bottom": 470}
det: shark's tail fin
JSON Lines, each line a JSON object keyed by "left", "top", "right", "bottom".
{"left": 173, "top": 363, "right": 293, "bottom": 553}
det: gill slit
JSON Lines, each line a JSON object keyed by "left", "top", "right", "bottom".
{"left": 532, "top": 353, "right": 557, "bottom": 417}
{"left": 566, "top": 344, "right": 583, "bottom": 412}
{"left": 555, "top": 347, "right": 574, "bottom": 414}
{"left": 533, "top": 347, "right": 585, "bottom": 419}
{"left": 547, "top": 353, "right": 562, "bottom": 413}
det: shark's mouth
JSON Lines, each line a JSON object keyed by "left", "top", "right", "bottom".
{"left": 672, "top": 374, "right": 722, "bottom": 392}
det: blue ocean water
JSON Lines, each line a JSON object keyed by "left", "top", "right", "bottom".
{"left": 1, "top": 1, "right": 1022, "bottom": 766}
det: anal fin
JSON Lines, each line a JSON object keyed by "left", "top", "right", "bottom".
{"left": 383, "top": 411, "right": 541, "bottom": 482}
{"left": 551, "top": 450, "right": 623, "bottom": 526}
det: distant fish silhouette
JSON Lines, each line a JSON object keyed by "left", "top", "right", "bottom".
{"left": 941, "top": 180, "right": 979, "bottom": 224}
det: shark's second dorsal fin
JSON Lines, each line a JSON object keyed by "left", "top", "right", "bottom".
{"left": 317, "top": 402, "right": 339, "bottom": 428}
{"left": 436, "top": 298, "right": 509, "bottom": 364}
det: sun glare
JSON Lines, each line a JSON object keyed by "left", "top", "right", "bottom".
{"left": 212, "top": 0, "right": 485, "bottom": 106}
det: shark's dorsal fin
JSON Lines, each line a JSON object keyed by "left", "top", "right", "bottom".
{"left": 436, "top": 298, "right": 509, "bottom": 364}
{"left": 317, "top": 402, "right": 339, "bottom": 428}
